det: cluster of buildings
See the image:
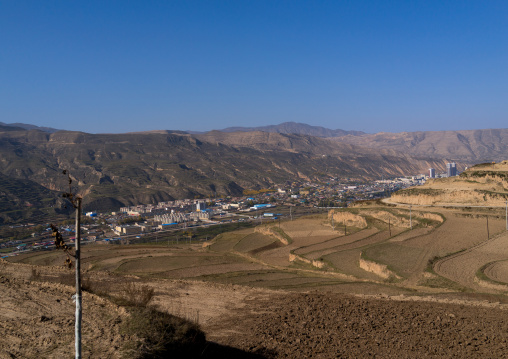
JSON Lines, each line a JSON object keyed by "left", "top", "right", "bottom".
{"left": 428, "top": 162, "right": 458, "bottom": 179}
{"left": 3, "top": 172, "right": 431, "bottom": 256}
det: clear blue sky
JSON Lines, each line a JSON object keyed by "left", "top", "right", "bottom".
{"left": 1, "top": 1, "right": 507, "bottom": 134}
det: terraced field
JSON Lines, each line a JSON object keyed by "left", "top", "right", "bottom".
{"left": 9, "top": 205, "right": 508, "bottom": 296}
{"left": 484, "top": 260, "right": 508, "bottom": 284}
{"left": 434, "top": 229, "right": 508, "bottom": 291}
{"left": 7, "top": 202, "right": 508, "bottom": 358}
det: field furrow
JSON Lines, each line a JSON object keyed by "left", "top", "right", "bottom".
{"left": 294, "top": 227, "right": 378, "bottom": 256}
{"left": 484, "top": 260, "right": 508, "bottom": 284}
{"left": 434, "top": 231, "right": 508, "bottom": 290}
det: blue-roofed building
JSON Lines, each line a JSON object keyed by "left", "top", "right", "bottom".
{"left": 251, "top": 204, "right": 275, "bottom": 210}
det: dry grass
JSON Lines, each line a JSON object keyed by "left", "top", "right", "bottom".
{"left": 361, "top": 243, "right": 427, "bottom": 279}
{"left": 233, "top": 233, "right": 275, "bottom": 253}
{"left": 116, "top": 282, "right": 155, "bottom": 307}
{"left": 121, "top": 306, "right": 205, "bottom": 359}
{"left": 30, "top": 267, "right": 206, "bottom": 358}
{"left": 323, "top": 250, "right": 381, "bottom": 281}
{"left": 208, "top": 232, "right": 249, "bottom": 252}
{"left": 114, "top": 254, "right": 241, "bottom": 275}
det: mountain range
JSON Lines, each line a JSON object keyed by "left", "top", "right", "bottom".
{"left": 205, "top": 122, "right": 365, "bottom": 138}
{"left": 0, "top": 121, "right": 506, "bottom": 218}
{"left": 203, "top": 122, "right": 508, "bottom": 162}
{"left": 2, "top": 120, "right": 506, "bottom": 162}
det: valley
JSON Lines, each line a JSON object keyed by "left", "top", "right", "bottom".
{"left": 4, "top": 200, "right": 508, "bottom": 357}
{"left": 3, "top": 123, "right": 508, "bottom": 357}
{"left": 0, "top": 125, "right": 467, "bottom": 215}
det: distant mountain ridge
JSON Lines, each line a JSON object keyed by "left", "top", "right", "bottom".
{"left": 212, "top": 122, "right": 365, "bottom": 138}
{"left": 335, "top": 129, "right": 508, "bottom": 162}
{"left": 0, "top": 121, "right": 60, "bottom": 133}
{"left": 0, "top": 128, "right": 448, "bottom": 214}
{"left": 3, "top": 121, "right": 508, "bottom": 163}
{"left": 0, "top": 172, "right": 71, "bottom": 224}
{"left": 205, "top": 122, "right": 508, "bottom": 163}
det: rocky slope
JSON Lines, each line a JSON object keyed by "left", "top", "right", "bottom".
{"left": 0, "top": 172, "right": 71, "bottom": 224}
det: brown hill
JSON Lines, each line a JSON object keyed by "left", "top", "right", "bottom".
{"left": 391, "top": 161, "right": 508, "bottom": 206}
{"left": 0, "top": 128, "right": 452, "bottom": 213}
{"left": 336, "top": 128, "right": 508, "bottom": 162}
{"left": 196, "top": 123, "right": 508, "bottom": 163}
{"left": 196, "top": 130, "right": 375, "bottom": 154}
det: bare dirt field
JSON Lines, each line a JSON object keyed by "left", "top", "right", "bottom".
{"left": 210, "top": 292, "right": 508, "bottom": 359}
{"left": 294, "top": 227, "right": 378, "bottom": 257}
{"left": 484, "top": 260, "right": 508, "bottom": 284}
{"left": 434, "top": 230, "right": 508, "bottom": 291}
{"left": 5, "top": 204, "right": 508, "bottom": 357}
{"left": 4, "top": 259, "right": 508, "bottom": 359}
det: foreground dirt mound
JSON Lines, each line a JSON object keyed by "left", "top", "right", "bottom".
{"left": 0, "top": 273, "right": 128, "bottom": 358}
{"left": 211, "top": 292, "right": 508, "bottom": 358}
{"left": 0, "top": 261, "right": 263, "bottom": 359}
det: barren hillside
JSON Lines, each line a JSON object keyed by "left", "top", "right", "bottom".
{"left": 336, "top": 128, "right": 508, "bottom": 162}
{"left": 391, "top": 160, "right": 508, "bottom": 206}
{"left": 0, "top": 128, "right": 449, "bottom": 213}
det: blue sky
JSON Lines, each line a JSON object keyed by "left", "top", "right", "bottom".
{"left": 1, "top": 1, "right": 507, "bottom": 134}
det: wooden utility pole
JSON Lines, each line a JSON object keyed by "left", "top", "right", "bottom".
{"left": 388, "top": 218, "right": 391, "bottom": 237}
{"left": 410, "top": 205, "right": 412, "bottom": 230}
{"left": 74, "top": 198, "right": 82, "bottom": 359}
{"left": 62, "top": 170, "right": 82, "bottom": 359}
{"left": 487, "top": 215, "right": 490, "bottom": 239}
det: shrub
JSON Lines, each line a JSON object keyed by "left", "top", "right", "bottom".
{"left": 39, "top": 271, "right": 105, "bottom": 296}
{"left": 56, "top": 272, "right": 76, "bottom": 286}
{"left": 115, "top": 282, "right": 155, "bottom": 307}
{"left": 122, "top": 306, "right": 206, "bottom": 359}
{"left": 29, "top": 268, "right": 41, "bottom": 281}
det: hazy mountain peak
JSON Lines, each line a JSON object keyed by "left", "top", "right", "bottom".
{"left": 0, "top": 121, "right": 60, "bottom": 133}
{"left": 212, "top": 122, "right": 365, "bottom": 138}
